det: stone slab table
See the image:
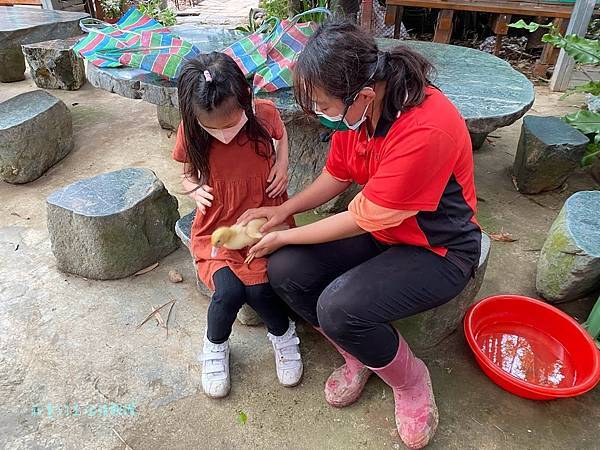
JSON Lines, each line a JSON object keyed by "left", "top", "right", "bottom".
{"left": 86, "top": 25, "right": 534, "bottom": 201}
{"left": 0, "top": 7, "right": 88, "bottom": 82}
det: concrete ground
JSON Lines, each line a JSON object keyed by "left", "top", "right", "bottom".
{"left": 1, "top": 73, "right": 599, "bottom": 450}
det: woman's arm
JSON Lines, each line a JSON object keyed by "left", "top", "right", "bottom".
{"left": 239, "top": 170, "right": 351, "bottom": 230}
{"left": 247, "top": 211, "right": 365, "bottom": 259}
{"left": 284, "top": 170, "right": 351, "bottom": 215}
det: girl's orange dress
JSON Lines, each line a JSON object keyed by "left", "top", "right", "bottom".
{"left": 172, "top": 99, "right": 294, "bottom": 291}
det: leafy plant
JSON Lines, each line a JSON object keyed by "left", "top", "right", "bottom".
{"left": 259, "top": 0, "right": 288, "bottom": 19}
{"left": 136, "top": 0, "right": 177, "bottom": 26}
{"left": 100, "top": 0, "right": 125, "bottom": 19}
{"left": 510, "top": 19, "right": 600, "bottom": 166}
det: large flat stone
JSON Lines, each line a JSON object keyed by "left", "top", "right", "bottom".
{"left": 22, "top": 37, "right": 86, "bottom": 90}
{"left": 513, "top": 116, "right": 589, "bottom": 194}
{"left": 0, "top": 7, "right": 87, "bottom": 83}
{"left": 175, "top": 211, "right": 263, "bottom": 326}
{"left": 536, "top": 191, "right": 600, "bottom": 303}
{"left": 47, "top": 168, "right": 180, "bottom": 280}
{"left": 395, "top": 233, "right": 491, "bottom": 352}
{"left": 0, "top": 90, "right": 73, "bottom": 184}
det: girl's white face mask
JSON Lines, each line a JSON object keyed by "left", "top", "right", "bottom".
{"left": 199, "top": 111, "right": 248, "bottom": 144}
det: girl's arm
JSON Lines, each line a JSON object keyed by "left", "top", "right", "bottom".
{"left": 180, "top": 162, "right": 213, "bottom": 215}
{"left": 266, "top": 128, "right": 290, "bottom": 198}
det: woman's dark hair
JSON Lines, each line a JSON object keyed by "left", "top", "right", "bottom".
{"left": 294, "top": 19, "right": 435, "bottom": 124}
{"left": 177, "top": 52, "right": 274, "bottom": 184}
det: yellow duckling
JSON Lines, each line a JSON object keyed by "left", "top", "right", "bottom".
{"left": 210, "top": 218, "right": 268, "bottom": 261}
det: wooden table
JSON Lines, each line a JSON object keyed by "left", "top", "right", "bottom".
{"left": 382, "top": 0, "right": 576, "bottom": 75}
{"left": 0, "top": 6, "right": 88, "bottom": 82}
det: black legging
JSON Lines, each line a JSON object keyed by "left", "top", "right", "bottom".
{"left": 267, "top": 234, "right": 477, "bottom": 367}
{"left": 207, "top": 267, "right": 290, "bottom": 344}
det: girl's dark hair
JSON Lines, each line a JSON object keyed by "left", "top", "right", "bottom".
{"left": 177, "top": 52, "right": 274, "bottom": 183}
{"left": 294, "top": 19, "right": 435, "bottom": 124}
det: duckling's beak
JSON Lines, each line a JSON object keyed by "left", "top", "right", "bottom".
{"left": 211, "top": 246, "right": 219, "bottom": 258}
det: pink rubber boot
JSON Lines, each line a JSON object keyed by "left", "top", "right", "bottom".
{"left": 316, "top": 327, "right": 372, "bottom": 408}
{"left": 369, "top": 336, "right": 439, "bottom": 449}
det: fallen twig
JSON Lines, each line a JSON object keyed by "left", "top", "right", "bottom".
{"left": 494, "top": 423, "right": 508, "bottom": 440}
{"left": 137, "top": 299, "right": 176, "bottom": 329}
{"left": 165, "top": 300, "right": 176, "bottom": 337}
{"left": 134, "top": 262, "right": 159, "bottom": 276}
{"left": 152, "top": 305, "right": 166, "bottom": 328}
{"left": 112, "top": 428, "right": 133, "bottom": 450}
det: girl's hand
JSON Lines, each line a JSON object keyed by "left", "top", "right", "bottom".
{"left": 191, "top": 184, "right": 214, "bottom": 215}
{"left": 237, "top": 205, "right": 289, "bottom": 232}
{"left": 247, "top": 231, "right": 285, "bottom": 260}
{"left": 266, "top": 158, "right": 289, "bottom": 198}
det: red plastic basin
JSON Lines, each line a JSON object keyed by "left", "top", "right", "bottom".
{"left": 464, "top": 295, "right": 600, "bottom": 400}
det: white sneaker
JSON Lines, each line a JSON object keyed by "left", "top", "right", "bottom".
{"left": 267, "top": 320, "right": 303, "bottom": 387}
{"left": 200, "top": 335, "right": 230, "bottom": 398}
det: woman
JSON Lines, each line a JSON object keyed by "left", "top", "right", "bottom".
{"left": 239, "top": 19, "right": 481, "bottom": 449}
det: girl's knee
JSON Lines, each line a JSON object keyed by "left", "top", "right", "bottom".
{"left": 213, "top": 282, "right": 245, "bottom": 305}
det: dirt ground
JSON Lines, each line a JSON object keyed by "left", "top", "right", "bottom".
{"left": 1, "top": 73, "right": 599, "bottom": 450}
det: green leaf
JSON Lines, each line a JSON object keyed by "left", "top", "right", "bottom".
{"left": 508, "top": 20, "right": 552, "bottom": 32}
{"left": 564, "top": 110, "right": 600, "bottom": 134}
{"left": 561, "top": 81, "right": 600, "bottom": 99}
{"left": 582, "top": 142, "right": 600, "bottom": 166}
{"left": 542, "top": 34, "right": 600, "bottom": 65}
{"left": 236, "top": 411, "right": 248, "bottom": 425}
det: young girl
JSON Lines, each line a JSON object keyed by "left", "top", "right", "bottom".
{"left": 172, "top": 53, "right": 303, "bottom": 398}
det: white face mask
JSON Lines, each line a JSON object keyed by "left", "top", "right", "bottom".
{"left": 199, "top": 111, "right": 248, "bottom": 144}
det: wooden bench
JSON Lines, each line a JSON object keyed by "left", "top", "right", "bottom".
{"left": 381, "top": 0, "right": 578, "bottom": 76}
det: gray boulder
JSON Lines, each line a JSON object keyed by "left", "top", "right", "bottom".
{"left": 22, "top": 37, "right": 85, "bottom": 90}
{"left": 536, "top": 190, "right": 600, "bottom": 303}
{"left": 47, "top": 168, "right": 180, "bottom": 280}
{"left": 0, "top": 90, "right": 73, "bottom": 184}
{"left": 0, "top": 47, "right": 26, "bottom": 83}
{"left": 395, "top": 233, "right": 491, "bottom": 352}
{"left": 513, "top": 116, "right": 589, "bottom": 194}
{"left": 157, "top": 105, "right": 181, "bottom": 132}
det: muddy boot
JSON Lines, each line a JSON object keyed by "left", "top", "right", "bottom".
{"left": 316, "top": 327, "right": 372, "bottom": 408}
{"left": 369, "top": 336, "right": 438, "bottom": 449}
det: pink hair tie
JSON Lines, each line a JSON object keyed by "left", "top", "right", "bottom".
{"left": 203, "top": 70, "right": 213, "bottom": 82}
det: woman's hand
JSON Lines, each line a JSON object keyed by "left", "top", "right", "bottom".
{"left": 237, "top": 205, "right": 289, "bottom": 232}
{"left": 266, "top": 157, "right": 289, "bottom": 198}
{"left": 190, "top": 184, "right": 214, "bottom": 215}
{"left": 247, "top": 231, "right": 286, "bottom": 260}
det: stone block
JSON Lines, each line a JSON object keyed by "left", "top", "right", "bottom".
{"left": 157, "top": 105, "right": 181, "bottom": 131}
{"left": 0, "top": 47, "right": 26, "bottom": 83}
{"left": 22, "top": 37, "right": 85, "bottom": 90}
{"left": 536, "top": 190, "right": 600, "bottom": 303}
{"left": 47, "top": 168, "right": 180, "bottom": 280}
{"left": 0, "top": 90, "right": 73, "bottom": 184}
{"left": 513, "top": 116, "right": 589, "bottom": 194}
{"left": 395, "top": 233, "right": 491, "bottom": 352}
